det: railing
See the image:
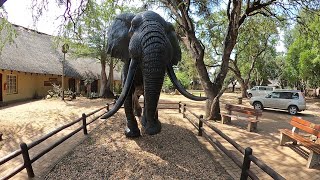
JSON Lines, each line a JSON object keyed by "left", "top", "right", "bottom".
{"left": 180, "top": 102, "right": 285, "bottom": 180}
{"left": 0, "top": 102, "right": 113, "bottom": 180}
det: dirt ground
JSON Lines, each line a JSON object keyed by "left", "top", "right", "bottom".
{"left": 160, "top": 92, "right": 320, "bottom": 180}
{"left": 1, "top": 93, "right": 320, "bottom": 179}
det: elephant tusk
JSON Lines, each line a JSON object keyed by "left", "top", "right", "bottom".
{"left": 167, "top": 65, "right": 207, "bottom": 101}
{"left": 101, "top": 59, "right": 139, "bottom": 119}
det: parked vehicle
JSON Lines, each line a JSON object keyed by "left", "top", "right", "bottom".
{"left": 247, "top": 86, "right": 276, "bottom": 98}
{"left": 249, "top": 90, "right": 306, "bottom": 115}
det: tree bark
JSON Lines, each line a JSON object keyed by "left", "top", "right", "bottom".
{"left": 105, "top": 57, "right": 115, "bottom": 98}
{"left": 99, "top": 55, "right": 114, "bottom": 98}
{"left": 240, "top": 82, "right": 248, "bottom": 98}
{"left": 99, "top": 58, "right": 107, "bottom": 97}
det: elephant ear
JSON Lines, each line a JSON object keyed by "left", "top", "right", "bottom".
{"left": 106, "top": 13, "right": 135, "bottom": 61}
{"left": 166, "top": 22, "right": 181, "bottom": 66}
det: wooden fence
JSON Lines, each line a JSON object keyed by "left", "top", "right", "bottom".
{"left": 0, "top": 100, "right": 283, "bottom": 180}
{"left": 180, "top": 102, "right": 285, "bottom": 180}
{"left": 0, "top": 102, "right": 113, "bottom": 180}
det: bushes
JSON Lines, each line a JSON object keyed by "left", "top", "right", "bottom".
{"left": 163, "top": 71, "right": 190, "bottom": 93}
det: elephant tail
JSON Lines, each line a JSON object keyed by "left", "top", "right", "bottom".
{"left": 101, "top": 59, "right": 139, "bottom": 119}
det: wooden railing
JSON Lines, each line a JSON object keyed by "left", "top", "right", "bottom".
{"left": 1, "top": 100, "right": 282, "bottom": 180}
{"left": 0, "top": 102, "right": 113, "bottom": 180}
{"left": 180, "top": 102, "right": 285, "bottom": 180}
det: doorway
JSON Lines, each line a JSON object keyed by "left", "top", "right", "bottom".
{"left": 68, "top": 78, "right": 76, "bottom": 92}
{"left": 0, "top": 73, "right": 2, "bottom": 102}
{"left": 91, "top": 80, "right": 98, "bottom": 93}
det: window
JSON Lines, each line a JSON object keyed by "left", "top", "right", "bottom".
{"left": 259, "top": 87, "right": 267, "bottom": 90}
{"left": 7, "top": 74, "right": 17, "bottom": 94}
{"left": 271, "top": 92, "right": 280, "bottom": 98}
{"left": 292, "top": 93, "right": 299, "bottom": 99}
{"left": 279, "top": 92, "right": 294, "bottom": 99}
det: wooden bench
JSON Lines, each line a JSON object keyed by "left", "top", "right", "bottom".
{"left": 279, "top": 116, "right": 320, "bottom": 168}
{"left": 221, "top": 104, "right": 262, "bottom": 132}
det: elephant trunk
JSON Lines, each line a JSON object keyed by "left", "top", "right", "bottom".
{"left": 101, "top": 59, "right": 138, "bottom": 119}
{"left": 167, "top": 65, "right": 207, "bottom": 101}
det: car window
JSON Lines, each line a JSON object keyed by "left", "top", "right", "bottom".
{"left": 251, "top": 87, "right": 257, "bottom": 91}
{"left": 266, "top": 87, "right": 274, "bottom": 91}
{"left": 280, "top": 92, "right": 293, "bottom": 99}
{"left": 271, "top": 92, "right": 280, "bottom": 98}
{"left": 259, "top": 87, "right": 267, "bottom": 90}
{"left": 292, "top": 93, "right": 299, "bottom": 99}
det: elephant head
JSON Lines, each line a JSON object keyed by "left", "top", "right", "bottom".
{"left": 102, "top": 11, "right": 206, "bottom": 137}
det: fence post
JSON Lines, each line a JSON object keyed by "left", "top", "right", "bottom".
{"left": 178, "top": 101, "right": 181, "bottom": 113}
{"left": 240, "top": 147, "right": 253, "bottom": 180}
{"left": 183, "top": 104, "right": 186, "bottom": 118}
{"left": 198, "top": 115, "right": 203, "bottom": 136}
{"left": 82, "top": 113, "right": 88, "bottom": 135}
{"left": 20, "top": 143, "right": 35, "bottom": 178}
{"left": 106, "top": 103, "right": 110, "bottom": 111}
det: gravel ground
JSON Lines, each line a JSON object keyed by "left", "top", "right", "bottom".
{"left": 43, "top": 110, "right": 232, "bottom": 180}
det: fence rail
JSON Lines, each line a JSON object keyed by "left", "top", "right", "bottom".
{"left": 180, "top": 102, "right": 285, "bottom": 180}
{"left": 0, "top": 102, "right": 113, "bottom": 180}
{"left": 0, "top": 101, "right": 180, "bottom": 180}
{"left": 1, "top": 100, "right": 283, "bottom": 180}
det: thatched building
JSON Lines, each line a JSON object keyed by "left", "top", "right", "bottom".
{"left": 0, "top": 24, "right": 120, "bottom": 103}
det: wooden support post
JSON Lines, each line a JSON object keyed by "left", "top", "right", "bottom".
{"left": 279, "top": 133, "right": 292, "bottom": 146}
{"left": 178, "top": 101, "right": 181, "bottom": 113}
{"left": 307, "top": 151, "right": 320, "bottom": 168}
{"left": 221, "top": 115, "right": 231, "bottom": 124}
{"left": 198, "top": 115, "right": 203, "bottom": 136}
{"left": 106, "top": 103, "right": 110, "bottom": 111}
{"left": 247, "top": 121, "right": 257, "bottom": 132}
{"left": 20, "top": 143, "right": 35, "bottom": 178}
{"left": 183, "top": 104, "right": 186, "bottom": 118}
{"left": 82, "top": 113, "right": 88, "bottom": 135}
{"left": 240, "top": 147, "right": 252, "bottom": 180}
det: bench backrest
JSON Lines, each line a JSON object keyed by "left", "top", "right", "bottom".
{"left": 290, "top": 116, "right": 320, "bottom": 138}
{"left": 225, "top": 104, "right": 262, "bottom": 117}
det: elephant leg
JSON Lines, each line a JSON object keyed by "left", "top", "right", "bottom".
{"left": 122, "top": 63, "right": 140, "bottom": 138}
{"left": 143, "top": 64, "right": 165, "bottom": 135}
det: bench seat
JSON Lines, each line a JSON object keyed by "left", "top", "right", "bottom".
{"left": 279, "top": 117, "right": 320, "bottom": 168}
{"left": 222, "top": 104, "right": 262, "bottom": 132}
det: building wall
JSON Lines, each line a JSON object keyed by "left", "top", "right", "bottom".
{"left": 1, "top": 70, "right": 121, "bottom": 103}
{"left": 0, "top": 70, "right": 82, "bottom": 103}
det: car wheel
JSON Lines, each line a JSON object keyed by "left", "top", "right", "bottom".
{"left": 253, "top": 102, "right": 263, "bottom": 110}
{"left": 248, "top": 93, "right": 252, "bottom": 98}
{"left": 288, "top": 105, "right": 298, "bottom": 115}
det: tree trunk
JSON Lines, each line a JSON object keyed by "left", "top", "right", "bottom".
{"left": 206, "top": 91, "right": 221, "bottom": 120}
{"left": 99, "top": 55, "right": 114, "bottom": 98}
{"left": 240, "top": 82, "right": 248, "bottom": 98}
{"left": 99, "top": 59, "right": 108, "bottom": 97}
{"left": 105, "top": 58, "right": 115, "bottom": 98}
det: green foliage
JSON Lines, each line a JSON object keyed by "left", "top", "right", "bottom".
{"left": 284, "top": 10, "right": 320, "bottom": 88}
{"left": 0, "top": 17, "right": 17, "bottom": 53}
{"left": 163, "top": 71, "right": 190, "bottom": 91}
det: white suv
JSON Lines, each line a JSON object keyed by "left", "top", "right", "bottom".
{"left": 249, "top": 90, "right": 306, "bottom": 115}
{"left": 247, "top": 86, "right": 276, "bottom": 98}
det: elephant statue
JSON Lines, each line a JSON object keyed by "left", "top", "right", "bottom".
{"left": 101, "top": 11, "right": 206, "bottom": 137}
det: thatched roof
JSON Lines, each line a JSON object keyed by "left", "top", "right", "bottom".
{"left": 0, "top": 24, "right": 120, "bottom": 81}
